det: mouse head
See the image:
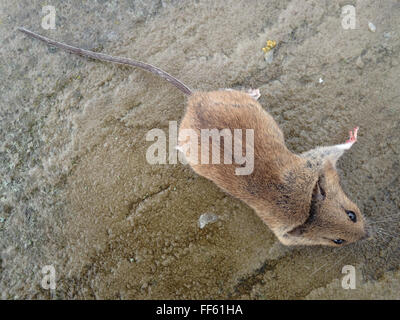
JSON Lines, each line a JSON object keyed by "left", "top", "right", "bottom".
{"left": 287, "top": 161, "right": 367, "bottom": 246}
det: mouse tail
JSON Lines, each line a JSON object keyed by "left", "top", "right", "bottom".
{"left": 18, "top": 27, "right": 193, "bottom": 96}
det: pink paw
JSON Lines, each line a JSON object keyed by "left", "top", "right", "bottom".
{"left": 345, "top": 126, "right": 359, "bottom": 144}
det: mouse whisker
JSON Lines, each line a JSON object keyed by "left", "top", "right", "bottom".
{"left": 372, "top": 230, "right": 389, "bottom": 241}
{"left": 375, "top": 228, "right": 399, "bottom": 239}
{"left": 379, "top": 213, "right": 400, "bottom": 218}
{"left": 323, "top": 250, "right": 353, "bottom": 275}
{"left": 372, "top": 219, "right": 399, "bottom": 223}
{"left": 310, "top": 259, "right": 333, "bottom": 277}
{"left": 318, "top": 249, "right": 338, "bottom": 260}
{"left": 373, "top": 232, "right": 388, "bottom": 242}
{"left": 310, "top": 247, "right": 347, "bottom": 277}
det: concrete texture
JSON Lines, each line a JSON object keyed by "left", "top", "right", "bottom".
{"left": 0, "top": 0, "right": 399, "bottom": 299}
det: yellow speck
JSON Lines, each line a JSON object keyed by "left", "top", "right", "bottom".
{"left": 266, "top": 40, "right": 276, "bottom": 48}
{"left": 262, "top": 40, "right": 277, "bottom": 53}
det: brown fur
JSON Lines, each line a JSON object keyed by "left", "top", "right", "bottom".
{"left": 179, "top": 90, "right": 367, "bottom": 246}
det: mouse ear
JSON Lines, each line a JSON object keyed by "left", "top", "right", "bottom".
{"left": 312, "top": 176, "right": 326, "bottom": 201}
{"left": 288, "top": 181, "right": 320, "bottom": 238}
{"left": 287, "top": 224, "right": 306, "bottom": 237}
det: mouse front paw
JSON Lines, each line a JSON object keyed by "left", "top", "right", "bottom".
{"left": 345, "top": 126, "right": 359, "bottom": 145}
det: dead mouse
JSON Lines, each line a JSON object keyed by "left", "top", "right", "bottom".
{"left": 18, "top": 27, "right": 368, "bottom": 247}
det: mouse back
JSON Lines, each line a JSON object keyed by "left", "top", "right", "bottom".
{"left": 178, "top": 90, "right": 315, "bottom": 232}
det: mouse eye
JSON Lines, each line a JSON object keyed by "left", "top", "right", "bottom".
{"left": 332, "top": 239, "right": 345, "bottom": 245}
{"left": 345, "top": 210, "right": 357, "bottom": 222}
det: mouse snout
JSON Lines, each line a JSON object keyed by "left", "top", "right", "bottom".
{"left": 361, "top": 225, "right": 374, "bottom": 241}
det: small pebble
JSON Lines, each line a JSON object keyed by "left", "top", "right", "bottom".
{"left": 383, "top": 32, "right": 391, "bottom": 39}
{"left": 141, "top": 282, "right": 148, "bottom": 290}
{"left": 356, "top": 56, "right": 364, "bottom": 69}
{"left": 368, "top": 22, "right": 376, "bottom": 33}
{"left": 198, "top": 213, "right": 219, "bottom": 229}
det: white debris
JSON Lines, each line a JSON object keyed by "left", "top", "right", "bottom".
{"left": 356, "top": 56, "right": 364, "bottom": 69}
{"left": 264, "top": 49, "right": 274, "bottom": 64}
{"left": 368, "top": 22, "right": 376, "bottom": 32}
{"left": 198, "top": 213, "right": 219, "bottom": 229}
{"left": 318, "top": 78, "right": 324, "bottom": 84}
{"left": 383, "top": 32, "right": 391, "bottom": 39}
